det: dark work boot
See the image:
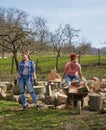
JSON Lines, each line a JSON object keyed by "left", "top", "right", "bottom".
{"left": 23, "top": 105, "right": 28, "bottom": 111}
{"left": 36, "top": 105, "right": 40, "bottom": 110}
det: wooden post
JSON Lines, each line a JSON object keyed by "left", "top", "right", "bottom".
{"left": 98, "top": 49, "right": 101, "bottom": 65}
{"left": 78, "top": 51, "right": 81, "bottom": 64}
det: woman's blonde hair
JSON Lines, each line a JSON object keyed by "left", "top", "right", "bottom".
{"left": 22, "top": 50, "right": 32, "bottom": 60}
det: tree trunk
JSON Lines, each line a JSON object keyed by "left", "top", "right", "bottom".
{"left": 55, "top": 55, "right": 59, "bottom": 71}
{"left": 1, "top": 47, "right": 5, "bottom": 58}
{"left": 13, "top": 52, "right": 19, "bottom": 71}
{"left": 11, "top": 56, "right": 14, "bottom": 74}
{"left": 57, "top": 51, "right": 60, "bottom": 57}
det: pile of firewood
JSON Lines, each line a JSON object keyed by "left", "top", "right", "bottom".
{"left": 68, "top": 80, "right": 90, "bottom": 93}
{"left": 48, "top": 69, "right": 62, "bottom": 81}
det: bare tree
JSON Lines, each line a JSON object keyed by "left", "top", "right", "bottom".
{"left": 50, "top": 24, "right": 80, "bottom": 70}
{"left": 76, "top": 38, "right": 92, "bottom": 63}
{"left": 51, "top": 24, "right": 80, "bottom": 55}
{"left": 31, "top": 16, "right": 50, "bottom": 54}
{"left": 49, "top": 24, "right": 66, "bottom": 71}
{"left": 64, "top": 24, "right": 80, "bottom": 47}
{"left": 62, "top": 24, "right": 80, "bottom": 53}
{"left": 77, "top": 38, "right": 92, "bottom": 54}
{"left": 0, "top": 7, "right": 30, "bottom": 71}
{"left": 50, "top": 24, "right": 67, "bottom": 57}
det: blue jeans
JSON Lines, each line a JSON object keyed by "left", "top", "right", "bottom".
{"left": 65, "top": 75, "right": 80, "bottom": 87}
{"left": 18, "top": 75, "right": 38, "bottom": 106}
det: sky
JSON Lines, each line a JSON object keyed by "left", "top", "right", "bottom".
{"left": 0, "top": 0, "right": 106, "bottom": 48}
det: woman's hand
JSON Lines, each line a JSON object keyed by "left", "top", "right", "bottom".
{"left": 14, "top": 79, "right": 17, "bottom": 85}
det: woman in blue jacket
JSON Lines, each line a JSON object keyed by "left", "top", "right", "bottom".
{"left": 14, "top": 50, "right": 40, "bottom": 110}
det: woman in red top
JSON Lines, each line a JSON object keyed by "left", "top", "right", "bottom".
{"left": 62, "top": 53, "right": 83, "bottom": 88}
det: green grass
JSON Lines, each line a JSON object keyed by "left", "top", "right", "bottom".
{"left": 0, "top": 101, "right": 68, "bottom": 130}
{"left": 0, "top": 54, "right": 106, "bottom": 81}
{"left": 80, "top": 55, "right": 106, "bottom": 64}
{"left": 82, "top": 66, "right": 106, "bottom": 79}
{"left": 0, "top": 100, "right": 106, "bottom": 130}
{"left": 0, "top": 58, "right": 13, "bottom": 72}
{"left": 0, "top": 54, "right": 106, "bottom": 73}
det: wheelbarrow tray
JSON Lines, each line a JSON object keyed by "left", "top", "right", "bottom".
{"left": 67, "top": 92, "right": 88, "bottom": 99}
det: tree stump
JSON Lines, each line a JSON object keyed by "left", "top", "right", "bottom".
{"left": 34, "top": 86, "right": 46, "bottom": 95}
{"left": 89, "top": 94, "right": 103, "bottom": 111}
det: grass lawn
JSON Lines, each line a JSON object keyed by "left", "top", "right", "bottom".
{"left": 0, "top": 100, "right": 106, "bottom": 130}
{"left": 0, "top": 54, "right": 106, "bottom": 129}
{"left": 0, "top": 54, "right": 106, "bottom": 81}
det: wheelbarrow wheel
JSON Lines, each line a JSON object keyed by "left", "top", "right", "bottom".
{"left": 77, "top": 101, "right": 81, "bottom": 114}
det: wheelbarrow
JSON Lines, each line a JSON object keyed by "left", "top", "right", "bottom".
{"left": 67, "top": 91, "right": 88, "bottom": 114}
